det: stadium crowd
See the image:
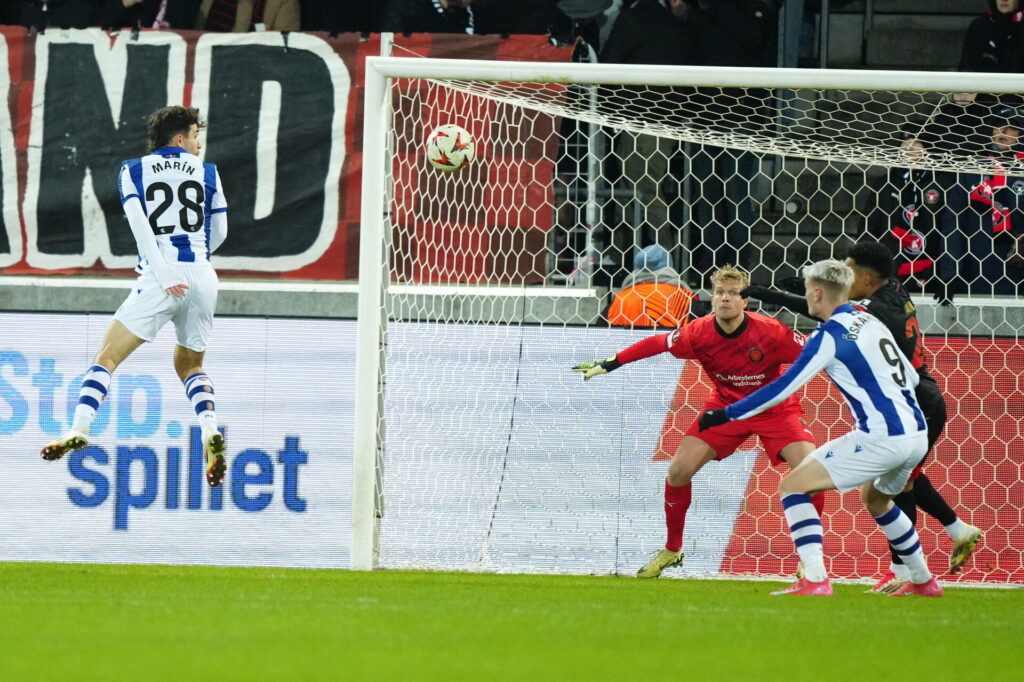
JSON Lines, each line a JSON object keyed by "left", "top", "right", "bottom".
{"left": 1, "top": 1, "right": 1022, "bottom": 301}
{"left": 0, "top": 0, "right": 558, "bottom": 34}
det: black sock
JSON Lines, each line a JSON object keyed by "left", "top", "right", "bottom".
{"left": 888, "top": 490, "right": 918, "bottom": 564}
{"left": 914, "top": 473, "right": 958, "bottom": 526}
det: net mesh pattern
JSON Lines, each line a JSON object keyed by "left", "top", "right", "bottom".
{"left": 374, "top": 75, "right": 1024, "bottom": 584}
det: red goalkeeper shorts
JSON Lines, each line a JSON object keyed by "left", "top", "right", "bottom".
{"left": 685, "top": 406, "right": 814, "bottom": 465}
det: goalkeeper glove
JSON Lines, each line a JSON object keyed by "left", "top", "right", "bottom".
{"left": 697, "top": 408, "right": 730, "bottom": 431}
{"left": 571, "top": 356, "right": 621, "bottom": 381}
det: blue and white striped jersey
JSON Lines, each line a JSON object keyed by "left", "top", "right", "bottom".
{"left": 118, "top": 146, "right": 227, "bottom": 270}
{"left": 724, "top": 303, "right": 926, "bottom": 437}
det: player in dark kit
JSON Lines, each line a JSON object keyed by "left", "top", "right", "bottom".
{"left": 866, "top": 132, "right": 954, "bottom": 302}
{"left": 573, "top": 266, "right": 823, "bottom": 578}
{"left": 743, "top": 241, "right": 982, "bottom": 591}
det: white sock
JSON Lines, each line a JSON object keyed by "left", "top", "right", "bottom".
{"left": 874, "top": 505, "right": 931, "bottom": 584}
{"left": 944, "top": 518, "right": 971, "bottom": 540}
{"left": 72, "top": 365, "right": 111, "bottom": 433}
{"left": 782, "top": 493, "right": 827, "bottom": 582}
{"left": 890, "top": 562, "right": 910, "bottom": 580}
{"left": 184, "top": 372, "right": 218, "bottom": 434}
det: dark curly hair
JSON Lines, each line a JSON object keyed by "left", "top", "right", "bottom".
{"left": 146, "top": 106, "right": 204, "bottom": 152}
{"left": 846, "top": 240, "right": 896, "bottom": 280}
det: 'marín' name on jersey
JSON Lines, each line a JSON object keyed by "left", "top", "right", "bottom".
{"left": 724, "top": 304, "right": 926, "bottom": 437}
{"left": 666, "top": 311, "right": 806, "bottom": 409}
{"left": 117, "top": 146, "right": 227, "bottom": 270}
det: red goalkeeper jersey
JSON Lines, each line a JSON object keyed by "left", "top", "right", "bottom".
{"left": 666, "top": 312, "right": 806, "bottom": 409}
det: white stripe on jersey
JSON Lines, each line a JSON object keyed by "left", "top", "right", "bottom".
{"left": 724, "top": 303, "right": 926, "bottom": 437}
{"left": 118, "top": 146, "right": 227, "bottom": 271}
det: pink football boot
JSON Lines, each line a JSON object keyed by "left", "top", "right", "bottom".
{"left": 889, "top": 578, "right": 943, "bottom": 597}
{"left": 770, "top": 578, "right": 833, "bottom": 596}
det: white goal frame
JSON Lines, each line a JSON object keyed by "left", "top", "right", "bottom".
{"left": 352, "top": 56, "right": 1024, "bottom": 571}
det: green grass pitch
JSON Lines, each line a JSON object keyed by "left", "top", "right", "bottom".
{"left": 3, "top": 562, "right": 1021, "bottom": 681}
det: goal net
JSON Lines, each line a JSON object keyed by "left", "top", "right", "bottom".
{"left": 354, "top": 57, "right": 1024, "bottom": 584}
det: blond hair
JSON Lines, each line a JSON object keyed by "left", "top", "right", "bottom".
{"left": 803, "top": 259, "right": 854, "bottom": 300}
{"left": 710, "top": 265, "right": 750, "bottom": 291}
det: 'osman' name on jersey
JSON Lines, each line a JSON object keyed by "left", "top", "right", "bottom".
{"left": 151, "top": 160, "right": 196, "bottom": 174}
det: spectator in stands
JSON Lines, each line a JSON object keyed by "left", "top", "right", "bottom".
{"left": 606, "top": 244, "right": 696, "bottom": 328}
{"left": 0, "top": 2, "right": 20, "bottom": 25}
{"left": 381, "top": 0, "right": 477, "bottom": 34}
{"left": 867, "top": 130, "right": 956, "bottom": 302}
{"left": 600, "top": 0, "right": 697, "bottom": 277}
{"left": 923, "top": 92, "right": 995, "bottom": 157}
{"left": 688, "top": 0, "right": 779, "bottom": 279}
{"left": 691, "top": 0, "right": 778, "bottom": 67}
{"left": 1, "top": 0, "right": 31, "bottom": 27}
{"left": 939, "top": 104, "right": 1024, "bottom": 296}
{"left": 300, "top": 0, "right": 378, "bottom": 32}
{"left": 16, "top": 0, "right": 102, "bottom": 30}
{"left": 196, "top": 0, "right": 300, "bottom": 31}
{"left": 551, "top": 0, "right": 616, "bottom": 48}
{"left": 959, "top": 0, "right": 1024, "bottom": 73}
{"left": 94, "top": 0, "right": 157, "bottom": 29}
{"left": 471, "top": 0, "right": 561, "bottom": 35}
{"left": 147, "top": 0, "right": 203, "bottom": 28}
{"left": 7, "top": 0, "right": 200, "bottom": 30}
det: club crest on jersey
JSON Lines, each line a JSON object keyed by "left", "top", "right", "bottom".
{"left": 924, "top": 188, "right": 940, "bottom": 204}
{"left": 901, "top": 228, "right": 925, "bottom": 257}
{"left": 747, "top": 348, "right": 764, "bottom": 362}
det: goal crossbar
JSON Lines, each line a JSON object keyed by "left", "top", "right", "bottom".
{"left": 364, "top": 56, "right": 1024, "bottom": 93}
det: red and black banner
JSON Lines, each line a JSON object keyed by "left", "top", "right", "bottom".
{"left": 0, "top": 27, "right": 571, "bottom": 280}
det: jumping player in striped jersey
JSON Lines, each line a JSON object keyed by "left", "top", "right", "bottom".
{"left": 699, "top": 260, "right": 942, "bottom": 596}
{"left": 573, "top": 266, "right": 823, "bottom": 578}
{"left": 742, "top": 240, "right": 981, "bottom": 589}
{"left": 41, "top": 106, "right": 229, "bottom": 487}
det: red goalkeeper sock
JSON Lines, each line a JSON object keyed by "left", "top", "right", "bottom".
{"left": 664, "top": 480, "right": 692, "bottom": 552}
{"left": 810, "top": 491, "right": 826, "bottom": 519}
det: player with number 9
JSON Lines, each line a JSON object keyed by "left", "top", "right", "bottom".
{"left": 743, "top": 240, "right": 980, "bottom": 590}
{"left": 699, "top": 260, "right": 942, "bottom": 596}
{"left": 41, "top": 106, "right": 229, "bottom": 487}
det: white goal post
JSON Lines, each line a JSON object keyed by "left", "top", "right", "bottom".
{"left": 354, "top": 56, "right": 1024, "bottom": 582}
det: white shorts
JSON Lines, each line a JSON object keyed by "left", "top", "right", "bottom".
{"left": 114, "top": 265, "right": 218, "bottom": 352}
{"left": 811, "top": 429, "right": 928, "bottom": 497}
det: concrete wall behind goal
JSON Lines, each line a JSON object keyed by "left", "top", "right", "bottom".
{"left": 0, "top": 277, "right": 1019, "bottom": 336}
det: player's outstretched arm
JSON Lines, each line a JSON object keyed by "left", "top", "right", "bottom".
{"left": 571, "top": 356, "right": 621, "bottom": 381}
{"left": 572, "top": 330, "right": 676, "bottom": 381}
{"left": 741, "top": 284, "right": 820, "bottom": 321}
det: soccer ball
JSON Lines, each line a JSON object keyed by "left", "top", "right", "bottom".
{"left": 425, "top": 124, "right": 475, "bottom": 172}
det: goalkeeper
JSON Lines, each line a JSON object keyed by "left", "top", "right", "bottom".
{"left": 742, "top": 240, "right": 982, "bottom": 589}
{"left": 573, "top": 266, "right": 824, "bottom": 578}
